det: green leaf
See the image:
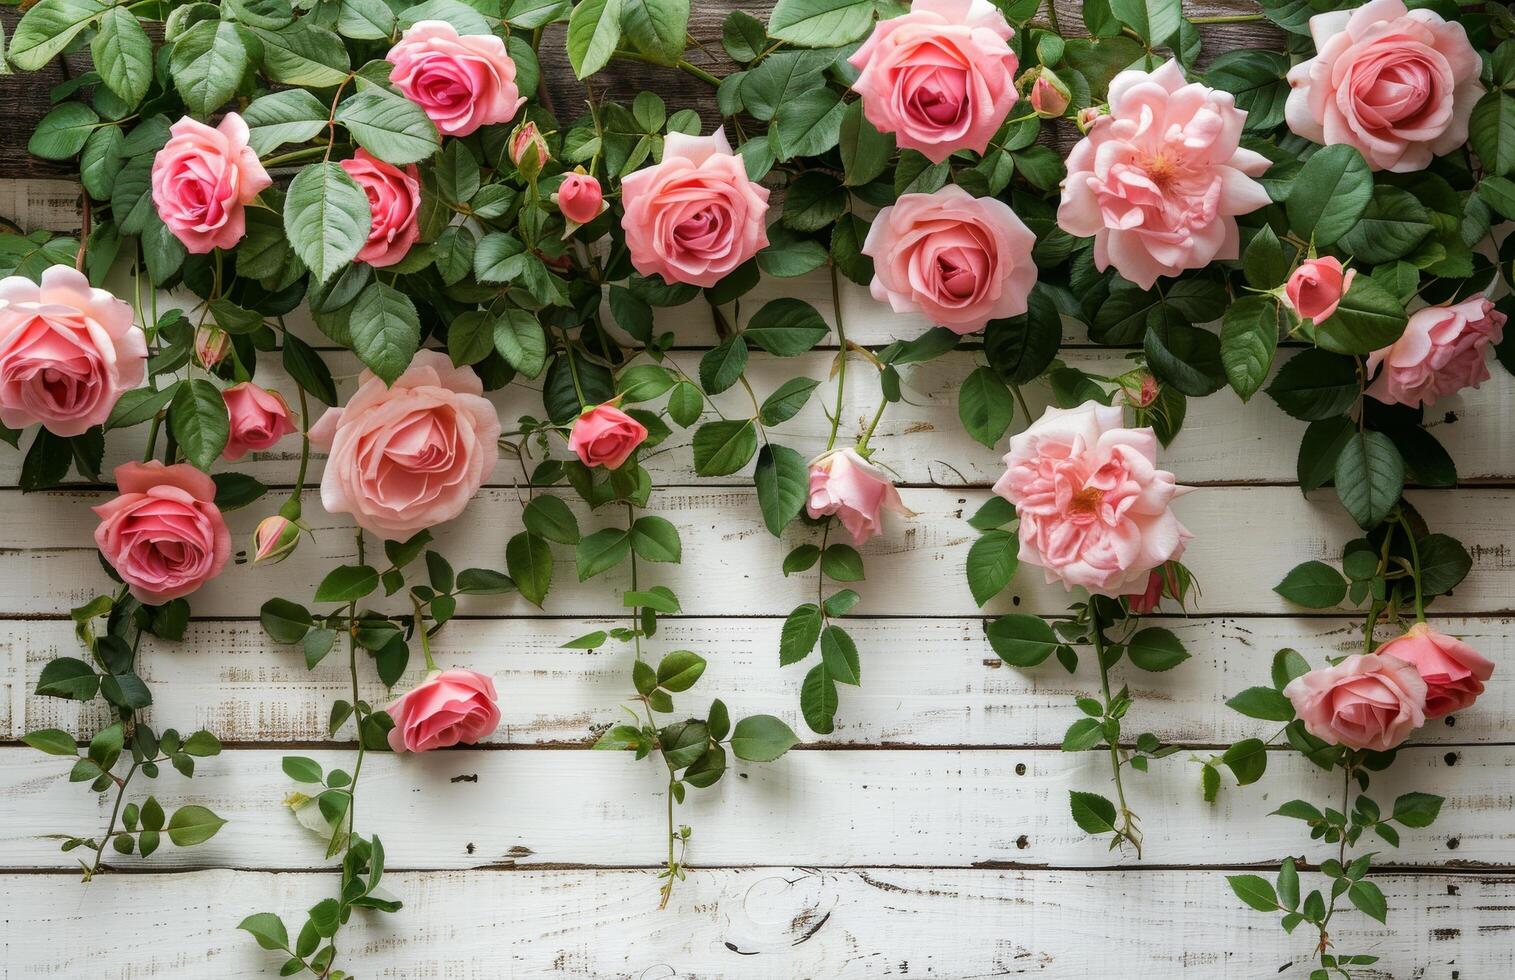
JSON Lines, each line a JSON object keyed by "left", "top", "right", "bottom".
{"left": 260, "top": 598, "right": 312, "bottom": 643}
{"left": 282, "top": 756, "right": 324, "bottom": 783}
{"left": 699, "top": 336, "right": 748, "bottom": 395}
{"left": 522, "top": 495, "right": 580, "bottom": 544}
{"left": 1416, "top": 534, "right": 1470, "bottom": 597}
{"left": 629, "top": 515, "right": 681, "bottom": 562}
{"left": 1145, "top": 320, "right": 1225, "bottom": 397}
{"left": 1391, "top": 791, "right": 1444, "bottom": 828}
{"left": 506, "top": 531, "right": 553, "bottom": 606}
{"left": 1206, "top": 49, "right": 1289, "bottom": 132}
{"left": 566, "top": 0, "right": 624, "bottom": 78}
{"left": 1274, "top": 561, "right": 1347, "bottom": 608}
{"left": 967, "top": 497, "right": 1016, "bottom": 531}
{"left": 984, "top": 289, "right": 1061, "bottom": 384}
{"left": 1272, "top": 649, "right": 1311, "bottom": 691}
{"left": 1126, "top": 627, "right": 1189, "bottom": 672}
{"left": 349, "top": 282, "right": 421, "bottom": 385}
{"left": 1227, "top": 874, "right": 1280, "bottom": 912}
{"left": 1221, "top": 295, "right": 1282, "bottom": 401}
{"left": 1222, "top": 738, "right": 1267, "bottom": 785}
{"left": 1287, "top": 144, "right": 1372, "bottom": 247}
{"left": 170, "top": 20, "right": 248, "bottom": 118}
{"left": 621, "top": 0, "right": 688, "bottom": 63}
{"left": 754, "top": 444, "right": 808, "bottom": 536}
{"left": 1068, "top": 791, "right": 1118, "bottom": 835}
{"left": 576, "top": 528, "right": 631, "bottom": 580}
{"left": 239, "top": 913, "right": 291, "bottom": 952}
{"left": 283, "top": 163, "right": 371, "bottom": 285}
{"left": 1470, "top": 91, "right": 1515, "bottom": 177}
{"left": 744, "top": 298, "right": 830, "bottom": 355}
{"left": 800, "top": 663, "right": 838, "bottom": 733}
{"left": 819, "top": 625, "right": 860, "bottom": 685}
{"left": 656, "top": 650, "right": 706, "bottom": 692}
{"left": 1315, "top": 274, "right": 1406, "bottom": 355}
{"left": 839, "top": 99, "right": 892, "bottom": 187}
{"left": 169, "top": 379, "right": 229, "bottom": 471}
{"left": 1347, "top": 880, "right": 1387, "bottom": 923}
{"left": 166, "top": 804, "right": 227, "bottom": 846}
{"left": 729, "top": 715, "right": 799, "bottom": 761}
{"left": 252, "top": 23, "right": 350, "bottom": 88}
{"left": 1111, "top": 0, "right": 1180, "bottom": 44}
{"left": 965, "top": 529, "right": 1018, "bottom": 607}
{"left": 27, "top": 103, "right": 100, "bottom": 161}
{"left": 692, "top": 419, "right": 758, "bottom": 476}
{"left": 314, "top": 564, "right": 380, "bottom": 602}
{"left": 1298, "top": 416, "right": 1355, "bottom": 492}
{"left": 774, "top": 88, "right": 847, "bottom": 161}
{"left": 92, "top": 7, "right": 154, "bottom": 107}
{"left": 780, "top": 603, "right": 823, "bottom": 665}
{"left": 493, "top": 309, "right": 549, "bottom": 379}
{"left": 9, "top": 0, "right": 110, "bottom": 71}
{"left": 1334, "top": 431, "right": 1404, "bottom": 529}
{"left": 958, "top": 367, "right": 1015, "bottom": 449}
{"left": 821, "top": 543, "right": 864, "bottom": 582}
{"left": 759, "top": 377, "right": 820, "bottom": 426}
{"left": 282, "top": 334, "right": 338, "bottom": 406}
{"left": 1265, "top": 350, "right": 1359, "bottom": 422}
{"left": 1337, "top": 186, "right": 1434, "bottom": 264}
{"left": 985, "top": 614, "right": 1057, "bottom": 667}
{"left": 1226, "top": 686, "right": 1296, "bottom": 722}
{"left": 767, "top": 0, "right": 873, "bottom": 46}
{"left": 23, "top": 728, "right": 79, "bottom": 756}
{"left": 335, "top": 90, "right": 441, "bottom": 166}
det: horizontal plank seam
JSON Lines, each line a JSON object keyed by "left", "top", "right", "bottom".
{"left": 7, "top": 480, "right": 1515, "bottom": 493}
{"left": 0, "top": 740, "right": 1482, "bottom": 752}
{"left": 0, "top": 862, "right": 1507, "bottom": 876}
{"left": 4, "top": 611, "right": 1515, "bottom": 622}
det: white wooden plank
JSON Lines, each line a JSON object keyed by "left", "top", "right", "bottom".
{"left": 3, "top": 348, "right": 1509, "bottom": 488}
{"left": 1, "top": 745, "right": 1503, "bottom": 870}
{"left": 0, "top": 485, "right": 1508, "bottom": 618}
{"left": 9, "top": 616, "right": 1510, "bottom": 747}
{"left": 2, "top": 867, "right": 1506, "bottom": 978}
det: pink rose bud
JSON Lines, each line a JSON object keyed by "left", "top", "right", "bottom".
{"left": 1285, "top": 0, "right": 1484, "bottom": 172}
{"left": 1125, "top": 569, "right": 1164, "bottom": 614}
{"left": 386, "top": 668, "right": 501, "bottom": 752}
{"left": 555, "top": 172, "right": 604, "bottom": 227}
{"left": 1058, "top": 62, "right": 1270, "bottom": 290}
{"left": 1133, "top": 373, "right": 1159, "bottom": 408}
{"left": 386, "top": 21, "right": 525, "bottom": 137}
{"left": 93, "top": 461, "right": 232, "bottom": 605}
{"left": 567, "top": 404, "right": 647, "bottom": 470}
{"left": 1284, "top": 653, "right": 1427, "bottom": 752}
{"left": 0, "top": 265, "right": 146, "bottom": 437}
{"left": 1285, "top": 257, "right": 1354, "bottom": 323}
{"left": 1027, "top": 71, "right": 1071, "bottom": 118}
{"left": 150, "top": 114, "right": 271, "bottom": 254}
{"left": 222, "top": 383, "right": 297, "bottom": 461}
{"left": 993, "top": 402, "right": 1191, "bottom": 597}
{"left": 251, "top": 515, "right": 301, "bottom": 565}
{"left": 509, "top": 121, "right": 549, "bottom": 177}
{"left": 1365, "top": 296, "right": 1506, "bottom": 408}
{"left": 1076, "top": 106, "right": 1102, "bottom": 133}
{"left": 339, "top": 150, "right": 422, "bottom": 268}
{"left": 1373, "top": 622, "right": 1494, "bottom": 719}
{"left": 805, "top": 447, "right": 910, "bottom": 546}
{"left": 194, "top": 325, "right": 231, "bottom": 369}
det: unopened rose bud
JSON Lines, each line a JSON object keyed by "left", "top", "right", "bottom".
{"left": 1133, "top": 373, "right": 1159, "bottom": 407}
{"left": 1028, "top": 73, "right": 1070, "bottom": 118}
{"left": 509, "top": 121, "right": 549, "bottom": 179}
{"left": 1077, "top": 106, "right": 1103, "bottom": 134}
{"left": 1125, "top": 569, "right": 1164, "bottom": 614}
{"left": 251, "top": 515, "right": 301, "bottom": 565}
{"left": 554, "top": 171, "right": 605, "bottom": 229}
{"left": 194, "top": 325, "right": 231, "bottom": 369}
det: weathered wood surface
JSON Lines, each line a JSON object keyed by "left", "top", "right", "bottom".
{"left": 3, "top": 868, "right": 1507, "bottom": 978}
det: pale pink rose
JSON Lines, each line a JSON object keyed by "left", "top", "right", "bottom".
{"left": 0, "top": 265, "right": 145, "bottom": 437}
{"left": 1285, "top": 0, "right": 1483, "bottom": 172}
{"left": 309, "top": 350, "right": 501, "bottom": 540}
{"left": 1057, "top": 60, "right": 1271, "bottom": 291}
{"left": 555, "top": 173, "right": 605, "bottom": 226}
{"left": 862, "top": 185, "right": 1038, "bottom": 334}
{"left": 386, "top": 21, "right": 524, "bottom": 137}
{"left": 992, "top": 401, "right": 1191, "bottom": 596}
{"left": 386, "top": 668, "right": 501, "bottom": 752}
{"left": 619, "top": 129, "right": 769, "bottom": 287}
{"left": 567, "top": 404, "right": 647, "bottom": 469}
{"left": 250, "top": 515, "right": 301, "bottom": 565}
{"left": 221, "top": 383, "right": 296, "bottom": 461}
{"left": 1284, "top": 653, "right": 1427, "bottom": 751}
{"left": 339, "top": 150, "right": 421, "bottom": 269}
{"left": 1285, "top": 257, "right": 1355, "bottom": 323}
{"left": 151, "top": 114, "right": 271, "bottom": 253}
{"left": 1365, "top": 296, "right": 1505, "bottom": 407}
{"left": 92, "top": 461, "right": 232, "bottom": 605}
{"left": 848, "top": 0, "right": 1018, "bottom": 163}
{"left": 1374, "top": 622, "right": 1494, "bottom": 719}
{"left": 805, "top": 447, "right": 909, "bottom": 546}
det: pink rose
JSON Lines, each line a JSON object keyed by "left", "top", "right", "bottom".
{"left": 309, "top": 350, "right": 501, "bottom": 540}
{"left": 1285, "top": 257, "right": 1355, "bottom": 323}
{"left": 993, "top": 401, "right": 1191, "bottom": 596}
{"left": 250, "top": 515, "right": 301, "bottom": 565}
{"left": 1365, "top": 296, "right": 1506, "bottom": 407}
{"left": 339, "top": 150, "right": 421, "bottom": 269}
{"left": 386, "top": 21, "right": 524, "bottom": 137}
{"left": 568, "top": 404, "right": 647, "bottom": 470}
{"left": 1057, "top": 60, "right": 1271, "bottom": 290}
{"left": 848, "top": 0, "right": 1018, "bottom": 163}
{"left": 862, "top": 185, "right": 1038, "bottom": 334}
{"left": 92, "top": 461, "right": 232, "bottom": 605}
{"left": 805, "top": 447, "right": 910, "bottom": 546}
{"left": 151, "top": 114, "right": 271, "bottom": 254}
{"left": 0, "top": 265, "right": 146, "bottom": 437}
{"left": 386, "top": 668, "right": 501, "bottom": 752}
{"left": 1285, "top": 0, "right": 1483, "bottom": 172}
{"left": 619, "top": 129, "right": 770, "bottom": 287}
{"left": 1284, "top": 653, "right": 1427, "bottom": 751}
{"left": 221, "top": 383, "right": 296, "bottom": 461}
{"left": 555, "top": 173, "right": 605, "bottom": 227}
{"left": 1373, "top": 622, "right": 1494, "bottom": 719}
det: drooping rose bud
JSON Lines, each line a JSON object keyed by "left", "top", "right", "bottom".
{"left": 194, "top": 325, "right": 231, "bottom": 369}
{"left": 251, "top": 515, "right": 301, "bottom": 565}
{"left": 1125, "top": 569, "right": 1164, "bottom": 614}
{"left": 509, "top": 121, "right": 549, "bottom": 179}
{"left": 806, "top": 447, "right": 911, "bottom": 546}
{"left": 1285, "top": 257, "right": 1355, "bottom": 324}
{"left": 222, "top": 383, "right": 297, "bottom": 461}
{"left": 1372, "top": 622, "right": 1494, "bottom": 719}
{"left": 555, "top": 172, "right": 605, "bottom": 228}
{"left": 1129, "top": 373, "right": 1159, "bottom": 408}
{"left": 1020, "top": 68, "right": 1070, "bottom": 118}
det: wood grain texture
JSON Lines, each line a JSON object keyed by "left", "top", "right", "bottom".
{"left": 3, "top": 867, "right": 1506, "bottom": 978}
{"left": 1, "top": 744, "right": 1506, "bottom": 870}
{"left": 8, "top": 616, "right": 1509, "bottom": 747}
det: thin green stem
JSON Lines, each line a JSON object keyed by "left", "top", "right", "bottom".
{"left": 292, "top": 383, "right": 311, "bottom": 511}
{"left": 411, "top": 594, "right": 439, "bottom": 672}
{"left": 825, "top": 264, "right": 847, "bottom": 452}
{"left": 260, "top": 145, "right": 336, "bottom": 169}
{"left": 1090, "top": 604, "right": 1142, "bottom": 858}
{"left": 1397, "top": 511, "right": 1426, "bottom": 621}
{"left": 857, "top": 398, "right": 888, "bottom": 453}
{"left": 1189, "top": 12, "right": 1266, "bottom": 23}
{"left": 1362, "top": 525, "right": 1396, "bottom": 653}
{"left": 1010, "top": 383, "right": 1032, "bottom": 425}
{"left": 86, "top": 760, "right": 139, "bottom": 878}
{"left": 610, "top": 48, "right": 721, "bottom": 86}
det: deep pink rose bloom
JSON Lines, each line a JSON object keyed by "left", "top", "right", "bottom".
{"left": 386, "top": 668, "right": 501, "bottom": 752}
{"left": 221, "top": 383, "right": 297, "bottom": 461}
{"left": 1365, "top": 296, "right": 1505, "bottom": 407}
{"left": 567, "top": 404, "right": 647, "bottom": 469}
{"left": 150, "top": 114, "right": 271, "bottom": 253}
{"left": 862, "top": 185, "right": 1038, "bottom": 334}
{"left": 0, "top": 265, "right": 145, "bottom": 437}
{"left": 339, "top": 150, "right": 421, "bottom": 268}
{"left": 386, "top": 21, "right": 525, "bottom": 137}
{"left": 1057, "top": 60, "right": 1271, "bottom": 290}
{"left": 309, "top": 350, "right": 501, "bottom": 540}
{"left": 848, "top": 0, "right": 1018, "bottom": 163}
{"left": 1374, "top": 623, "right": 1494, "bottom": 719}
{"left": 556, "top": 173, "right": 605, "bottom": 226}
{"left": 620, "top": 130, "right": 769, "bottom": 287}
{"left": 92, "top": 461, "right": 232, "bottom": 605}
{"left": 1284, "top": 653, "right": 1427, "bottom": 751}
{"left": 993, "top": 401, "right": 1191, "bottom": 596}
{"left": 1285, "top": 257, "right": 1355, "bottom": 323}
{"left": 1285, "top": 0, "right": 1483, "bottom": 172}
{"left": 805, "top": 447, "right": 909, "bottom": 546}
